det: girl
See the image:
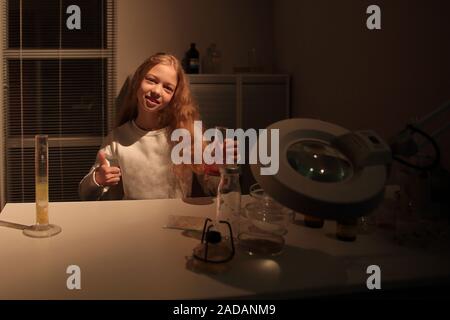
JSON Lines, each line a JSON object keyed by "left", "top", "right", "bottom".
{"left": 79, "top": 53, "right": 232, "bottom": 201}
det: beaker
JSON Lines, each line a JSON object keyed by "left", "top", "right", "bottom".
{"left": 239, "top": 184, "right": 293, "bottom": 256}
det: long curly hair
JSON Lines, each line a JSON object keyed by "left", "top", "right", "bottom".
{"left": 116, "top": 53, "right": 204, "bottom": 193}
{"left": 117, "top": 53, "right": 198, "bottom": 130}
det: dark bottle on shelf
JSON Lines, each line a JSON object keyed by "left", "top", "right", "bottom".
{"left": 303, "top": 214, "right": 324, "bottom": 228}
{"left": 183, "top": 43, "right": 200, "bottom": 74}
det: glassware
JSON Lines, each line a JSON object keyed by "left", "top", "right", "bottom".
{"left": 239, "top": 183, "right": 293, "bottom": 255}
{"left": 105, "top": 154, "right": 119, "bottom": 168}
{"left": 183, "top": 43, "right": 200, "bottom": 74}
{"left": 249, "top": 182, "right": 273, "bottom": 205}
{"left": 202, "top": 43, "right": 221, "bottom": 74}
{"left": 248, "top": 48, "right": 261, "bottom": 72}
{"left": 213, "top": 126, "right": 238, "bottom": 170}
{"left": 216, "top": 166, "right": 241, "bottom": 239}
{"left": 23, "top": 135, "right": 62, "bottom": 238}
{"left": 244, "top": 202, "right": 291, "bottom": 236}
{"left": 248, "top": 183, "right": 294, "bottom": 226}
{"left": 336, "top": 217, "right": 358, "bottom": 242}
{"left": 303, "top": 214, "right": 325, "bottom": 228}
{"left": 202, "top": 167, "right": 221, "bottom": 196}
{"left": 374, "top": 185, "right": 402, "bottom": 229}
{"left": 357, "top": 214, "right": 377, "bottom": 234}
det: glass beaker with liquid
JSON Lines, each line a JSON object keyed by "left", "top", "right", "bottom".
{"left": 239, "top": 183, "right": 294, "bottom": 256}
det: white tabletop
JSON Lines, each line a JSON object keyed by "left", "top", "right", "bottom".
{"left": 0, "top": 196, "right": 449, "bottom": 300}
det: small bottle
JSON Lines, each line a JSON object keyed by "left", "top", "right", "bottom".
{"left": 336, "top": 217, "right": 358, "bottom": 242}
{"left": 303, "top": 214, "right": 325, "bottom": 228}
{"left": 216, "top": 166, "right": 241, "bottom": 239}
{"left": 248, "top": 48, "right": 257, "bottom": 71}
{"left": 203, "top": 43, "right": 221, "bottom": 74}
{"left": 183, "top": 43, "right": 200, "bottom": 74}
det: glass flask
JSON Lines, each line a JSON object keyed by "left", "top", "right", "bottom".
{"left": 216, "top": 166, "right": 241, "bottom": 239}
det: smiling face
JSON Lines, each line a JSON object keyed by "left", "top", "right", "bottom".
{"left": 136, "top": 63, "right": 178, "bottom": 115}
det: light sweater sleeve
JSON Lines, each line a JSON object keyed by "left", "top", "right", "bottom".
{"left": 78, "top": 166, "right": 111, "bottom": 201}
{"left": 78, "top": 132, "right": 124, "bottom": 201}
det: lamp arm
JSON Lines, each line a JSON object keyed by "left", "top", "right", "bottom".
{"left": 415, "top": 99, "right": 450, "bottom": 148}
{"left": 415, "top": 99, "right": 450, "bottom": 128}
{"left": 392, "top": 124, "right": 441, "bottom": 172}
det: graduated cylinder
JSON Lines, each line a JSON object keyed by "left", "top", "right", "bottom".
{"left": 23, "top": 135, "right": 61, "bottom": 238}
{"left": 35, "top": 135, "right": 49, "bottom": 225}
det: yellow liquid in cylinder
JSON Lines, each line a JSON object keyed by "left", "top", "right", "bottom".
{"left": 36, "top": 182, "right": 49, "bottom": 225}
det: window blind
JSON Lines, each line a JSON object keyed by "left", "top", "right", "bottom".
{"left": 2, "top": 0, "right": 116, "bottom": 203}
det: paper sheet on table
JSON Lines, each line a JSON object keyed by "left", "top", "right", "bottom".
{"left": 164, "top": 215, "right": 207, "bottom": 231}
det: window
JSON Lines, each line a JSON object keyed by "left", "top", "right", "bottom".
{"left": 2, "top": 0, "right": 116, "bottom": 204}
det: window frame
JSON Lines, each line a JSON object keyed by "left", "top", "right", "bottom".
{"left": 1, "top": 0, "right": 116, "bottom": 207}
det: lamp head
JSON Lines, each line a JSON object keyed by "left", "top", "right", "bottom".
{"left": 251, "top": 118, "right": 391, "bottom": 220}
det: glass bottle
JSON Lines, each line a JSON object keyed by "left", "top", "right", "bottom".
{"left": 216, "top": 166, "right": 241, "bottom": 239}
{"left": 303, "top": 214, "right": 325, "bottom": 228}
{"left": 248, "top": 47, "right": 257, "bottom": 71}
{"left": 183, "top": 43, "right": 200, "bottom": 74}
{"left": 336, "top": 217, "right": 358, "bottom": 242}
{"left": 203, "top": 43, "right": 221, "bottom": 74}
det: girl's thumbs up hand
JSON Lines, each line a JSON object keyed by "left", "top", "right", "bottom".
{"left": 97, "top": 150, "right": 109, "bottom": 167}
{"left": 94, "top": 151, "right": 121, "bottom": 187}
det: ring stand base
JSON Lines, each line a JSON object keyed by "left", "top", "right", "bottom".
{"left": 23, "top": 224, "right": 62, "bottom": 238}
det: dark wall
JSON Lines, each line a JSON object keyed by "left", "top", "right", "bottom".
{"left": 275, "top": 0, "right": 450, "bottom": 169}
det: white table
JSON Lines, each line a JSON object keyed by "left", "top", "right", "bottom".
{"left": 0, "top": 196, "right": 449, "bottom": 299}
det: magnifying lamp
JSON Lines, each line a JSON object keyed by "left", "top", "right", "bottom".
{"left": 250, "top": 118, "right": 392, "bottom": 220}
